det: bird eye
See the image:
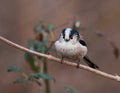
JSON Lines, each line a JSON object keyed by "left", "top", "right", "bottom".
{"left": 69, "top": 34, "right": 73, "bottom": 39}
{"left": 61, "top": 32, "right": 65, "bottom": 39}
{"left": 62, "top": 35, "right": 65, "bottom": 39}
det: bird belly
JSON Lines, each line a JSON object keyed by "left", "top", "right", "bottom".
{"left": 55, "top": 41, "right": 87, "bottom": 59}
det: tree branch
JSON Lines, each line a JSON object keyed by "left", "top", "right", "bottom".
{"left": 0, "top": 36, "right": 120, "bottom": 82}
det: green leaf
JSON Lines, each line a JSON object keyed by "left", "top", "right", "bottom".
{"left": 65, "top": 86, "right": 79, "bottom": 93}
{"left": 24, "top": 53, "right": 39, "bottom": 72}
{"left": 46, "top": 24, "right": 54, "bottom": 32}
{"left": 34, "top": 23, "right": 42, "bottom": 33}
{"left": 14, "top": 77, "right": 29, "bottom": 84}
{"left": 28, "top": 72, "right": 53, "bottom": 80}
{"left": 37, "top": 46, "right": 46, "bottom": 53}
{"left": 37, "top": 72, "right": 53, "bottom": 80}
{"left": 7, "top": 66, "right": 22, "bottom": 72}
{"left": 34, "top": 19, "right": 45, "bottom": 32}
{"left": 27, "top": 39, "right": 35, "bottom": 50}
{"left": 28, "top": 73, "right": 39, "bottom": 80}
{"left": 35, "top": 41, "right": 47, "bottom": 53}
{"left": 24, "top": 53, "right": 35, "bottom": 63}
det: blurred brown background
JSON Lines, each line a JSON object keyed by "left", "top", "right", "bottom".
{"left": 0, "top": 0, "right": 120, "bottom": 93}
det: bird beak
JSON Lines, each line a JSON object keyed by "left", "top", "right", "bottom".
{"left": 65, "top": 38, "right": 70, "bottom": 42}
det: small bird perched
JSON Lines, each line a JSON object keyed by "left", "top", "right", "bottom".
{"left": 54, "top": 28, "right": 99, "bottom": 69}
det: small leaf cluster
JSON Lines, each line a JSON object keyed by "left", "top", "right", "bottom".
{"left": 8, "top": 19, "right": 55, "bottom": 85}
{"left": 7, "top": 66, "right": 54, "bottom": 84}
{"left": 25, "top": 19, "right": 55, "bottom": 73}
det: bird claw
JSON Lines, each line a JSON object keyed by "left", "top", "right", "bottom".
{"left": 76, "top": 63, "right": 80, "bottom": 68}
{"left": 61, "top": 60, "right": 63, "bottom": 64}
{"left": 60, "top": 56, "right": 64, "bottom": 64}
{"left": 76, "top": 59, "right": 80, "bottom": 68}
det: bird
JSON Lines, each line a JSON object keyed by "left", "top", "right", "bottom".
{"left": 54, "top": 28, "right": 99, "bottom": 69}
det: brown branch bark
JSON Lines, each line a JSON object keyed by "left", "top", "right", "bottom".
{"left": 0, "top": 36, "right": 120, "bottom": 82}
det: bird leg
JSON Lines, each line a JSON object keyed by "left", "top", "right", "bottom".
{"left": 60, "top": 56, "right": 64, "bottom": 64}
{"left": 76, "top": 59, "right": 80, "bottom": 68}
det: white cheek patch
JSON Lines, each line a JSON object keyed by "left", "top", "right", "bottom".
{"left": 73, "top": 35, "right": 77, "bottom": 40}
{"left": 70, "top": 35, "right": 78, "bottom": 44}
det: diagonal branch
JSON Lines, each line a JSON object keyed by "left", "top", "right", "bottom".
{"left": 0, "top": 36, "right": 120, "bottom": 82}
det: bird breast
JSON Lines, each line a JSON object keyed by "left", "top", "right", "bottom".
{"left": 55, "top": 40, "right": 87, "bottom": 58}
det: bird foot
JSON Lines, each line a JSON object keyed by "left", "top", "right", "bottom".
{"left": 76, "top": 59, "right": 80, "bottom": 68}
{"left": 61, "top": 61, "right": 63, "bottom": 64}
{"left": 76, "top": 63, "right": 80, "bottom": 68}
{"left": 60, "top": 57, "right": 64, "bottom": 64}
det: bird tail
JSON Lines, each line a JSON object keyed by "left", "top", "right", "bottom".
{"left": 83, "top": 56, "right": 99, "bottom": 69}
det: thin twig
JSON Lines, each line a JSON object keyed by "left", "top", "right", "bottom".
{"left": 0, "top": 36, "right": 120, "bottom": 82}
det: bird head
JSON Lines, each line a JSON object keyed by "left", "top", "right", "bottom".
{"left": 60, "top": 28, "right": 80, "bottom": 43}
